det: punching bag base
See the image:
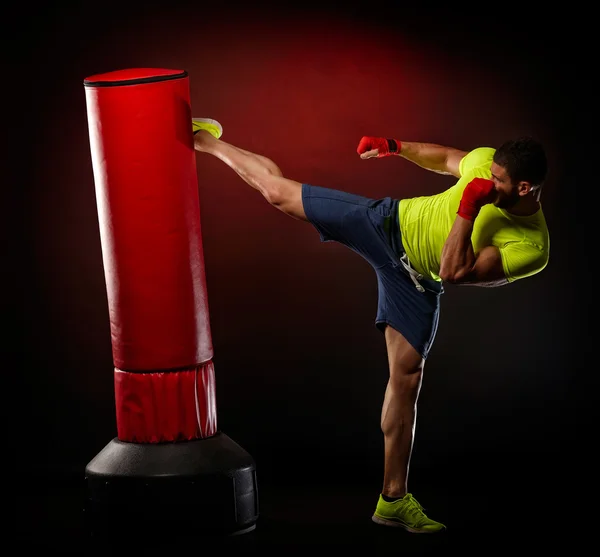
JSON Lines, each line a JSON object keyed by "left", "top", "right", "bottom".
{"left": 83, "top": 431, "right": 258, "bottom": 538}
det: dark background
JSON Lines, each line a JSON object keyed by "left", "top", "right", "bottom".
{"left": 10, "top": 1, "right": 593, "bottom": 551}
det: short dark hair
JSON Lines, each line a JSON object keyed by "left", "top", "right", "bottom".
{"left": 493, "top": 136, "right": 547, "bottom": 189}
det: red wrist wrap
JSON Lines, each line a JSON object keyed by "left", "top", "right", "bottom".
{"left": 457, "top": 178, "right": 496, "bottom": 221}
{"left": 356, "top": 136, "right": 402, "bottom": 157}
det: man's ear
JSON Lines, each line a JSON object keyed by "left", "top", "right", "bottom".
{"left": 518, "top": 181, "right": 533, "bottom": 196}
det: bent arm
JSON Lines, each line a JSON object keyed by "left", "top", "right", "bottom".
{"left": 397, "top": 142, "right": 467, "bottom": 178}
{"left": 439, "top": 216, "right": 508, "bottom": 287}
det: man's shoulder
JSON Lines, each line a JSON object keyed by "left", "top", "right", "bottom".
{"left": 459, "top": 147, "right": 496, "bottom": 177}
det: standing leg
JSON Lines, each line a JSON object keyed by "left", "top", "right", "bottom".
{"left": 372, "top": 324, "right": 446, "bottom": 533}
{"left": 381, "top": 325, "right": 424, "bottom": 498}
{"left": 194, "top": 130, "right": 308, "bottom": 221}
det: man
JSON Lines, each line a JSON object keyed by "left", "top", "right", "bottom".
{"left": 191, "top": 118, "right": 549, "bottom": 533}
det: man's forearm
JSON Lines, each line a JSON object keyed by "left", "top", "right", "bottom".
{"left": 396, "top": 142, "right": 461, "bottom": 175}
{"left": 439, "top": 216, "right": 476, "bottom": 283}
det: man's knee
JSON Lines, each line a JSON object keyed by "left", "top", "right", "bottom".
{"left": 263, "top": 178, "right": 284, "bottom": 206}
{"left": 263, "top": 177, "right": 305, "bottom": 219}
{"left": 263, "top": 176, "right": 296, "bottom": 206}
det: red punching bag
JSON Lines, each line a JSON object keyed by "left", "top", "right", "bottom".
{"left": 82, "top": 68, "right": 257, "bottom": 537}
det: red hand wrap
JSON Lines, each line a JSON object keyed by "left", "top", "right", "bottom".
{"left": 356, "top": 136, "right": 402, "bottom": 157}
{"left": 457, "top": 177, "right": 497, "bottom": 221}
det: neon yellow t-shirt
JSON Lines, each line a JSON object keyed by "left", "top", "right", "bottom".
{"left": 398, "top": 147, "right": 550, "bottom": 282}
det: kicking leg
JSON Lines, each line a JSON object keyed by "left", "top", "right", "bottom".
{"left": 194, "top": 130, "right": 307, "bottom": 221}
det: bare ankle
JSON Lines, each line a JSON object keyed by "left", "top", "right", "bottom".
{"left": 193, "top": 130, "right": 216, "bottom": 152}
{"left": 382, "top": 488, "right": 407, "bottom": 499}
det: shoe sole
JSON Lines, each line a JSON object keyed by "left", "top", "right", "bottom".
{"left": 372, "top": 514, "right": 444, "bottom": 534}
{"left": 192, "top": 118, "right": 223, "bottom": 139}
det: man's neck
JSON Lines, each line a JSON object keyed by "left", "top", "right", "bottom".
{"left": 507, "top": 196, "right": 540, "bottom": 217}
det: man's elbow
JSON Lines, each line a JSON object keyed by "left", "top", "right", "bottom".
{"left": 439, "top": 267, "right": 471, "bottom": 284}
{"left": 439, "top": 273, "right": 463, "bottom": 284}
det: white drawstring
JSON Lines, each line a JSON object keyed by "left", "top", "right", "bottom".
{"left": 400, "top": 254, "right": 425, "bottom": 292}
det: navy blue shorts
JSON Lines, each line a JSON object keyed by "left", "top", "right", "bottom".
{"left": 301, "top": 183, "right": 443, "bottom": 360}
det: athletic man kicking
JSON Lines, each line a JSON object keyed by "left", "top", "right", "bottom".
{"left": 191, "top": 118, "right": 549, "bottom": 533}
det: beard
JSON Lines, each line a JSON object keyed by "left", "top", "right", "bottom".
{"left": 494, "top": 188, "right": 520, "bottom": 209}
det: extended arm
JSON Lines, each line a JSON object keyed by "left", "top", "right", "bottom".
{"left": 356, "top": 136, "right": 467, "bottom": 178}
{"left": 396, "top": 142, "right": 466, "bottom": 178}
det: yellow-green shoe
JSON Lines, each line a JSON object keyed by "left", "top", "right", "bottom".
{"left": 192, "top": 118, "right": 223, "bottom": 139}
{"left": 372, "top": 493, "right": 446, "bottom": 533}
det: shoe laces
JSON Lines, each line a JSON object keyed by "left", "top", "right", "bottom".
{"left": 403, "top": 494, "right": 429, "bottom": 523}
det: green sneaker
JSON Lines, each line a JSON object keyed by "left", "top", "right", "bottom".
{"left": 192, "top": 118, "right": 223, "bottom": 139}
{"left": 372, "top": 493, "right": 446, "bottom": 533}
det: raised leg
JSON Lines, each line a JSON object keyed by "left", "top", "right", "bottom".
{"left": 194, "top": 130, "right": 307, "bottom": 221}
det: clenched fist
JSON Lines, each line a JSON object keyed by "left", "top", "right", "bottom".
{"left": 356, "top": 136, "right": 402, "bottom": 159}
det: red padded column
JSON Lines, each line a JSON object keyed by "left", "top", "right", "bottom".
{"left": 84, "top": 68, "right": 217, "bottom": 442}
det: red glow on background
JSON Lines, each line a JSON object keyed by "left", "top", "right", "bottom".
{"left": 33, "top": 11, "right": 556, "bottom": 374}
{"left": 29, "top": 6, "right": 559, "bottom": 406}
